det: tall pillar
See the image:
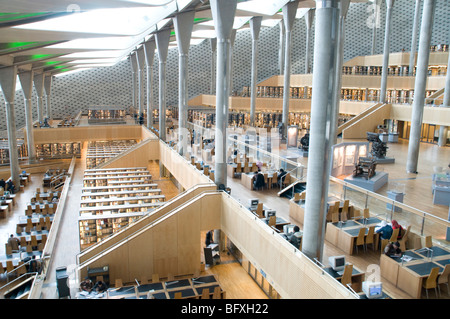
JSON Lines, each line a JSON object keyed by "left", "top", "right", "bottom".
{"left": 249, "top": 16, "right": 262, "bottom": 126}
{"left": 304, "top": 9, "right": 315, "bottom": 74}
{"left": 438, "top": 49, "right": 450, "bottom": 146}
{"left": 155, "top": 28, "right": 171, "bottom": 142}
{"left": 408, "top": 0, "right": 421, "bottom": 76}
{"left": 278, "top": 20, "right": 285, "bottom": 75}
{"left": 210, "top": 0, "right": 237, "bottom": 189}
{"left": 18, "top": 71, "right": 37, "bottom": 163}
{"left": 174, "top": 10, "right": 195, "bottom": 156}
{"left": 281, "top": 0, "right": 299, "bottom": 139}
{"left": 130, "top": 52, "right": 138, "bottom": 112}
{"left": 332, "top": 0, "right": 350, "bottom": 145}
{"left": 33, "top": 73, "right": 44, "bottom": 124}
{"left": 302, "top": 0, "right": 340, "bottom": 261}
{"left": 210, "top": 38, "right": 217, "bottom": 95}
{"left": 143, "top": 39, "right": 156, "bottom": 128}
{"left": 379, "top": 0, "right": 395, "bottom": 103}
{"left": 227, "top": 29, "right": 237, "bottom": 123}
{"left": 371, "top": 0, "right": 382, "bottom": 55}
{"left": 0, "top": 66, "right": 21, "bottom": 188}
{"left": 43, "top": 75, "right": 52, "bottom": 119}
{"left": 136, "top": 46, "right": 146, "bottom": 116}
{"left": 406, "top": 0, "right": 436, "bottom": 173}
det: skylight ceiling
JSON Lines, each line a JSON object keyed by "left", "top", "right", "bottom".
{"left": 1, "top": 0, "right": 328, "bottom": 77}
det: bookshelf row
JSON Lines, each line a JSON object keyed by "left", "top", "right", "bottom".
{"left": 85, "top": 140, "right": 138, "bottom": 169}
{"left": 0, "top": 139, "right": 27, "bottom": 164}
{"left": 36, "top": 142, "right": 81, "bottom": 159}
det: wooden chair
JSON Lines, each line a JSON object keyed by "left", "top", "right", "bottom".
{"left": 280, "top": 173, "right": 290, "bottom": 188}
{"left": 381, "top": 239, "right": 389, "bottom": 252}
{"left": 437, "top": 264, "right": 450, "bottom": 296}
{"left": 425, "top": 236, "right": 433, "bottom": 248}
{"left": 31, "top": 235, "right": 38, "bottom": 248}
{"left": 363, "top": 208, "right": 370, "bottom": 219}
{"left": 6, "top": 260, "right": 14, "bottom": 273}
{"left": 398, "top": 225, "right": 411, "bottom": 251}
{"left": 25, "top": 220, "right": 33, "bottom": 233}
{"left": 271, "top": 172, "right": 277, "bottom": 188}
{"left": 152, "top": 274, "right": 160, "bottom": 283}
{"left": 5, "top": 243, "right": 12, "bottom": 255}
{"left": 115, "top": 278, "right": 123, "bottom": 288}
{"left": 352, "top": 209, "right": 361, "bottom": 220}
{"left": 26, "top": 245, "right": 32, "bottom": 253}
{"left": 201, "top": 288, "right": 210, "bottom": 299}
{"left": 20, "top": 237, "right": 27, "bottom": 249}
{"left": 256, "top": 203, "right": 264, "bottom": 218}
{"left": 268, "top": 215, "right": 276, "bottom": 227}
{"left": 212, "top": 286, "right": 222, "bottom": 299}
{"left": 340, "top": 264, "right": 353, "bottom": 288}
{"left": 16, "top": 225, "right": 23, "bottom": 234}
{"left": 389, "top": 228, "right": 400, "bottom": 243}
{"left": 422, "top": 267, "right": 439, "bottom": 299}
{"left": 331, "top": 212, "right": 340, "bottom": 223}
{"left": 174, "top": 292, "right": 182, "bottom": 299}
{"left": 355, "top": 228, "right": 366, "bottom": 253}
{"left": 16, "top": 261, "right": 26, "bottom": 276}
{"left": 167, "top": 273, "right": 175, "bottom": 281}
{"left": 140, "top": 275, "right": 149, "bottom": 285}
{"left": 413, "top": 237, "right": 422, "bottom": 250}
{"left": 365, "top": 226, "right": 376, "bottom": 251}
{"left": 341, "top": 200, "right": 350, "bottom": 217}
{"left": 300, "top": 191, "right": 306, "bottom": 201}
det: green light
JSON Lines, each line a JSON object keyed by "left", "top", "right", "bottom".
{"left": 53, "top": 65, "right": 66, "bottom": 69}
{"left": 44, "top": 61, "right": 59, "bottom": 66}
{"left": 0, "top": 12, "right": 49, "bottom": 22}
{"left": 194, "top": 18, "right": 210, "bottom": 24}
{"left": 30, "top": 54, "right": 53, "bottom": 61}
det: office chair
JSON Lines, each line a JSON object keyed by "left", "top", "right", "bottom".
{"left": 340, "top": 264, "right": 353, "bottom": 288}
{"left": 365, "top": 226, "right": 376, "bottom": 251}
{"left": 422, "top": 267, "right": 439, "bottom": 299}
{"left": 355, "top": 228, "right": 366, "bottom": 253}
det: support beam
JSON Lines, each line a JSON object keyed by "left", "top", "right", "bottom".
{"left": 33, "top": 73, "right": 45, "bottom": 124}
{"left": 302, "top": 0, "right": 340, "bottom": 262}
{"left": 379, "top": 0, "right": 395, "bottom": 103}
{"left": 438, "top": 46, "right": 450, "bottom": 146}
{"left": 0, "top": 66, "right": 21, "bottom": 188}
{"left": 278, "top": 20, "right": 285, "bottom": 75}
{"left": 210, "top": 38, "right": 217, "bottom": 95}
{"left": 18, "top": 71, "right": 37, "bottom": 163}
{"left": 371, "top": 0, "right": 382, "bottom": 55}
{"left": 130, "top": 52, "right": 138, "bottom": 113}
{"left": 173, "top": 10, "right": 195, "bottom": 156}
{"left": 136, "top": 46, "right": 146, "bottom": 117}
{"left": 155, "top": 28, "right": 171, "bottom": 142}
{"left": 143, "top": 39, "right": 156, "bottom": 128}
{"left": 332, "top": 0, "right": 350, "bottom": 145}
{"left": 227, "top": 29, "right": 237, "bottom": 123}
{"left": 408, "top": 0, "right": 421, "bottom": 76}
{"left": 406, "top": 0, "right": 436, "bottom": 173}
{"left": 249, "top": 16, "right": 262, "bottom": 126}
{"left": 43, "top": 75, "right": 52, "bottom": 119}
{"left": 304, "top": 9, "right": 315, "bottom": 74}
{"left": 281, "top": 0, "right": 299, "bottom": 139}
{"left": 210, "top": 0, "right": 237, "bottom": 189}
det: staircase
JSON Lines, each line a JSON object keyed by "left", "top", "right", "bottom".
{"left": 425, "top": 87, "right": 445, "bottom": 105}
{"left": 340, "top": 103, "right": 391, "bottom": 139}
{"left": 337, "top": 102, "right": 383, "bottom": 136}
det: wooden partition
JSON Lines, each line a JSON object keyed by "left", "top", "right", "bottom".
{"left": 78, "top": 191, "right": 356, "bottom": 299}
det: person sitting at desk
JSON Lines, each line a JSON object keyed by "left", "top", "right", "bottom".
{"left": 0, "top": 178, "right": 5, "bottom": 190}
{"left": 391, "top": 220, "right": 404, "bottom": 239}
{"left": 277, "top": 168, "right": 287, "bottom": 186}
{"left": 93, "top": 280, "right": 108, "bottom": 293}
{"left": 80, "top": 278, "right": 93, "bottom": 292}
{"left": 384, "top": 241, "right": 402, "bottom": 258}
{"left": 375, "top": 221, "right": 393, "bottom": 240}
{"left": 6, "top": 180, "right": 15, "bottom": 194}
{"left": 205, "top": 230, "right": 213, "bottom": 247}
{"left": 28, "top": 255, "right": 41, "bottom": 273}
{"left": 253, "top": 171, "right": 265, "bottom": 190}
{"left": 8, "top": 234, "right": 20, "bottom": 252}
{"left": 287, "top": 226, "right": 302, "bottom": 249}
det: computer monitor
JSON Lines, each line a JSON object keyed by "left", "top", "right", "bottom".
{"left": 249, "top": 198, "right": 259, "bottom": 208}
{"left": 265, "top": 210, "right": 276, "bottom": 218}
{"left": 283, "top": 224, "right": 295, "bottom": 235}
{"left": 328, "top": 255, "right": 346, "bottom": 272}
{"left": 362, "top": 281, "right": 383, "bottom": 299}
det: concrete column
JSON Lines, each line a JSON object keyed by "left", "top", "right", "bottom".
{"left": 136, "top": 46, "right": 146, "bottom": 116}
{"left": 278, "top": 20, "right": 285, "bottom": 75}
{"left": 302, "top": 0, "right": 340, "bottom": 261}
{"left": 379, "top": 0, "right": 395, "bottom": 103}
{"left": 0, "top": 66, "right": 21, "bottom": 188}
{"left": 406, "top": 0, "right": 436, "bottom": 173}
{"left": 174, "top": 10, "right": 195, "bottom": 156}
{"left": 155, "top": 29, "right": 171, "bottom": 142}
{"left": 143, "top": 39, "right": 156, "bottom": 128}
{"left": 371, "top": 0, "right": 382, "bottom": 55}
{"left": 210, "top": 0, "right": 237, "bottom": 189}
{"left": 408, "top": 0, "right": 421, "bottom": 76}
{"left": 438, "top": 48, "right": 450, "bottom": 146}
{"left": 249, "top": 16, "right": 262, "bottom": 126}
{"left": 33, "top": 73, "right": 44, "bottom": 124}
{"left": 18, "top": 71, "right": 37, "bottom": 163}
{"left": 130, "top": 52, "right": 138, "bottom": 113}
{"left": 43, "top": 75, "right": 52, "bottom": 119}
{"left": 331, "top": 0, "right": 350, "bottom": 145}
{"left": 305, "top": 9, "right": 315, "bottom": 74}
{"left": 227, "top": 29, "right": 237, "bottom": 123}
{"left": 281, "top": 0, "right": 299, "bottom": 139}
{"left": 210, "top": 38, "right": 217, "bottom": 95}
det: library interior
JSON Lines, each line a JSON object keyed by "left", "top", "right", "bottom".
{"left": 0, "top": 0, "right": 449, "bottom": 301}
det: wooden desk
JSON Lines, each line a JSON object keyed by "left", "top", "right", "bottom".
{"left": 241, "top": 173, "right": 256, "bottom": 189}
{"left": 325, "top": 221, "right": 380, "bottom": 255}
{"left": 323, "top": 266, "right": 365, "bottom": 292}
{"left": 381, "top": 246, "right": 450, "bottom": 298}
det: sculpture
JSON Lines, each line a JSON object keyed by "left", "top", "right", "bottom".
{"left": 367, "top": 132, "right": 388, "bottom": 159}
{"left": 299, "top": 132, "right": 310, "bottom": 152}
{"left": 353, "top": 157, "right": 377, "bottom": 180}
